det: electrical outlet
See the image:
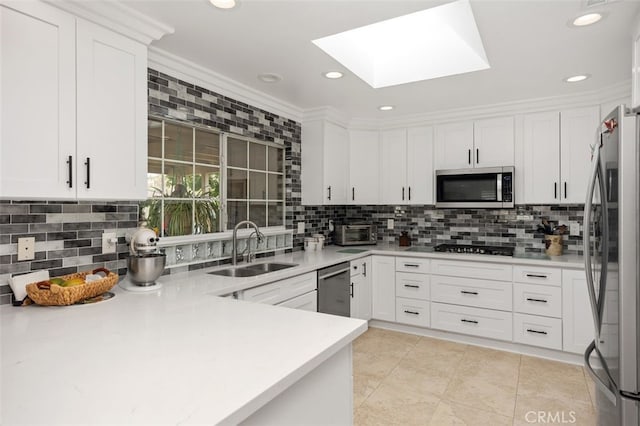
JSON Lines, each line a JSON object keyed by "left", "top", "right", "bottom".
{"left": 570, "top": 222, "right": 580, "bottom": 236}
{"left": 17, "top": 237, "right": 35, "bottom": 261}
{"left": 297, "top": 222, "right": 305, "bottom": 234}
{"left": 102, "top": 232, "right": 117, "bottom": 254}
{"left": 387, "top": 219, "right": 394, "bottom": 230}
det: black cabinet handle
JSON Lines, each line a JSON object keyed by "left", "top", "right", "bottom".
{"left": 526, "top": 329, "right": 548, "bottom": 335}
{"left": 84, "top": 157, "right": 91, "bottom": 189}
{"left": 468, "top": 149, "right": 471, "bottom": 165}
{"left": 461, "top": 290, "right": 478, "bottom": 295}
{"left": 362, "top": 262, "right": 367, "bottom": 277}
{"left": 352, "top": 187, "right": 355, "bottom": 201}
{"left": 350, "top": 282, "right": 354, "bottom": 298}
{"left": 402, "top": 187, "right": 405, "bottom": 201}
{"left": 554, "top": 182, "right": 557, "bottom": 199}
{"left": 526, "top": 274, "right": 547, "bottom": 278}
{"left": 404, "top": 310, "right": 419, "bottom": 315}
{"left": 476, "top": 148, "right": 479, "bottom": 164}
{"left": 403, "top": 263, "right": 420, "bottom": 268}
{"left": 564, "top": 182, "right": 567, "bottom": 199}
{"left": 327, "top": 186, "right": 331, "bottom": 200}
{"left": 526, "top": 297, "right": 548, "bottom": 303}
{"left": 66, "top": 155, "right": 73, "bottom": 188}
{"left": 404, "top": 284, "right": 420, "bottom": 288}
{"left": 461, "top": 319, "right": 478, "bottom": 324}
{"left": 408, "top": 187, "right": 411, "bottom": 201}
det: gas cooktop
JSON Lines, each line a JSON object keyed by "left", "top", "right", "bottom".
{"left": 434, "top": 244, "right": 514, "bottom": 256}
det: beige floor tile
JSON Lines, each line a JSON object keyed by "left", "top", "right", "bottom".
{"left": 360, "top": 380, "right": 441, "bottom": 426}
{"left": 354, "top": 374, "right": 380, "bottom": 408}
{"left": 518, "top": 356, "right": 591, "bottom": 404}
{"left": 411, "top": 336, "right": 468, "bottom": 357}
{"left": 428, "top": 400, "right": 513, "bottom": 426}
{"left": 354, "top": 327, "right": 420, "bottom": 357}
{"left": 513, "top": 394, "right": 597, "bottom": 426}
{"left": 353, "top": 350, "right": 403, "bottom": 381}
{"left": 583, "top": 369, "right": 598, "bottom": 409}
{"left": 443, "top": 370, "right": 519, "bottom": 418}
{"left": 383, "top": 361, "right": 452, "bottom": 397}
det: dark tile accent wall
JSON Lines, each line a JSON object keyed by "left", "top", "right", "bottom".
{"left": 0, "top": 201, "right": 138, "bottom": 305}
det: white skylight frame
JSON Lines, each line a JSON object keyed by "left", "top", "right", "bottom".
{"left": 312, "top": 0, "right": 490, "bottom": 89}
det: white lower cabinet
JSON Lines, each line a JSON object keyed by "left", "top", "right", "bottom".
{"left": 241, "top": 272, "right": 317, "bottom": 306}
{"left": 513, "top": 313, "right": 562, "bottom": 350}
{"left": 371, "top": 255, "right": 396, "bottom": 322}
{"left": 430, "top": 275, "right": 512, "bottom": 311}
{"left": 395, "top": 272, "right": 429, "bottom": 299}
{"left": 562, "top": 269, "right": 596, "bottom": 354}
{"left": 277, "top": 291, "right": 318, "bottom": 312}
{"left": 396, "top": 298, "right": 430, "bottom": 327}
{"left": 431, "top": 302, "right": 513, "bottom": 342}
{"left": 513, "top": 282, "right": 562, "bottom": 318}
{"left": 350, "top": 257, "right": 372, "bottom": 321}
{"left": 431, "top": 259, "right": 512, "bottom": 281}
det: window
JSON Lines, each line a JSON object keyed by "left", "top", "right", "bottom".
{"left": 143, "top": 118, "right": 285, "bottom": 237}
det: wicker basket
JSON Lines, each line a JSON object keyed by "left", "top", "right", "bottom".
{"left": 26, "top": 267, "right": 118, "bottom": 306}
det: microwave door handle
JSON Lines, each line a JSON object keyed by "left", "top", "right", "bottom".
{"left": 583, "top": 140, "right": 603, "bottom": 337}
{"left": 496, "top": 174, "right": 502, "bottom": 202}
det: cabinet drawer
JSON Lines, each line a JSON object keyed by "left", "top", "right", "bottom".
{"left": 350, "top": 260, "right": 362, "bottom": 277}
{"left": 242, "top": 272, "right": 317, "bottom": 305}
{"left": 277, "top": 290, "right": 318, "bottom": 312}
{"left": 513, "top": 313, "right": 562, "bottom": 350}
{"left": 395, "top": 272, "right": 430, "bottom": 300}
{"left": 431, "top": 302, "right": 513, "bottom": 342}
{"left": 431, "top": 259, "right": 512, "bottom": 282}
{"left": 513, "top": 265, "right": 561, "bottom": 286}
{"left": 396, "top": 297, "right": 430, "bottom": 327}
{"left": 395, "top": 257, "right": 430, "bottom": 274}
{"left": 513, "top": 283, "right": 562, "bottom": 318}
{"left": 431, "top": 275, "right": 512, "bottom": 311}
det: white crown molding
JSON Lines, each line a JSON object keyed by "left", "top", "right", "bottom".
{"left": 45, "top": 0, "right": 174, "bottom": 44}
{"left": 148, "top": 47, "right": 304, "bottom": 123}
{"left": 301, "top": 107, "right": 350, "bottom": 128}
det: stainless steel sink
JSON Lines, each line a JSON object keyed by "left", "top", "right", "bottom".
{"left": 208, "top": 262, "right": 297, "bottom": 278}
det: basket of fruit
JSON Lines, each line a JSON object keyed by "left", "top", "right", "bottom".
{"left": 25, "top": 267, "right": 118, "bottom": 306}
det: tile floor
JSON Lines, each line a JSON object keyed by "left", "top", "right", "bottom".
{"left": 353, "top": 327, "right": 598, "bottom": 425}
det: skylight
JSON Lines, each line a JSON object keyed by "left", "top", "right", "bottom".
{"left": 312, "top": 0, "right": 490, "bottom": 89}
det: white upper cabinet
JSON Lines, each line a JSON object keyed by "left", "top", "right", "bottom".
{"left": 559, "top": 106, "right": 600, "bottom": 204}
{"left": 435, "top": 117, "right": 514, "bottom": 170}
{"left": 434, "top": 121, "right": 473, "bottom": 170}
{"left": 473, "top": 117, "right": 515, "bottom": 168}
{"left": 521, "top": 107, "right": 599, "bottom": 205}
{"left": 1, "top": 2, "right": 76, "bottom": 199}
{"left": 632, "top": 16, "right": 640, "bottom": 110}
{"left": 380, "top": 129, "right": 407, "bottom": 204}
{"left": 522, "top": 111, "right": 561, "bottom": 204}
{"left": 0, "top": 2, "right": 148, "bottom": 200}
{"left": 301, "top": 120, "right": 349, "bottom": 205}
{"left": 349, "top": 130, "right": 380, "bottom": 204}
{"left": 407, "top": 126, "right": 434, "bottom": 205}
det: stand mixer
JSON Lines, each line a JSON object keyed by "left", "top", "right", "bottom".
{"left": 121, "top": 223, "right": 166, "bottom": 292}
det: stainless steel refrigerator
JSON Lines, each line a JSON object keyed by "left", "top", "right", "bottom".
{"left": 583, "top": 105, "right": 640, "bottom": 425}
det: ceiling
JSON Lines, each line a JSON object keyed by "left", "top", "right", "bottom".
{"left": 123, "top": 0, "right": 640, "bottom": 120}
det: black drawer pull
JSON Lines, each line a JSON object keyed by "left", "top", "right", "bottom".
{"left": 461, "top": 319, "right": 478, "bottom": 324}
{"left": 66, "top": 155, "right": 73, "bottom": 188}
{"left": 526, "top": 274, "right": 547, "bottom": 279}
{"left": 84, "top": 157, "right": 91, "bottom": 189}
{"left": 404, "top": 263, "right": 420, "bottom": 268}
{"left": 404, "top": 284, "right": 420, "bottom": 288}
{"left": 327, "top": 186, "right": 331, "bottom": 200}
{"left": 350, "top": 283, "right": 354, "bottom": 298}
{"left": 402, "top": 187, "right": 405, "bottom": 201}
{"left": 527, "top": 329, "right": 548, "bottom": 335}
{"left": 461, "top": 290, "right": 478, "bottom": 295}
{"left": 404, "top": 310, "right": 419, "bottom": 315}
{"left": 526, "top": 297, "right": 548, "bottom": 303}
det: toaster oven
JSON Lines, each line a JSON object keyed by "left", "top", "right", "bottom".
{"left": 335, "top": 224, "right": 377, "bottom": 246}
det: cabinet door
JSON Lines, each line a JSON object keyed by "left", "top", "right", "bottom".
{"left": 560, "top": 106, "right": 600, "bottom": 204}
{"left": 562, "top": 269, "right": 596, "bottom": 354}
{"left": 322, "top": 122, "right": 349, "bottom": 205}
{"left": 76, "top": 19, "right": 147, "bottom": 200}
{"left": 0, "top": 2, "right": 76, "bottom": 199}
{"left": 350, "top": 273, "right": 364, "bottom": 320}
{"left": 371, "top": 256, "right": 395, "bottom": 321}
{"left": 473, "top": 117, "right": 514, "bottom": 168}
{"left": 406, "top": 126, "right": 434, "bottom": 204}
{"left": 380, "top": 129, "right": 408, "bottom": 204}
{"left": 360, "top": 256, "right": 372, "bottom": 320}
{"left": 522, "top": 112, "right": 560, "bottom": 204}
{"left": 434, "top": 121, "right": 473, "bottom": 170}
{"left": 349, "top": 130, "right": 379, "bottom": 204}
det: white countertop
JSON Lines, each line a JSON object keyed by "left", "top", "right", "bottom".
{"left": 1, "top": 280, "right": 367, "bottom": 425}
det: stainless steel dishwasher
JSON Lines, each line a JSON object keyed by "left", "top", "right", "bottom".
{"left": 317, "top": 262, "right": 351, "bottom": 317}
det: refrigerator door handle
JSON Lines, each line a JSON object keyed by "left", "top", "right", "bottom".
{"left": 584, "top": 340, "right": 618, "bottom": 405}
{"left": 583, "top": 142, "right": 603, "bottom": 336}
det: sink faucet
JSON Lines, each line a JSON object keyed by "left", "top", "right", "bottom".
{"left": 232, "top": 220, "right": 264, "bottom": 266}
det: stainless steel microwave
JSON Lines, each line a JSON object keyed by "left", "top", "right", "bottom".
{"left": 435, "top": 166, "right": 514, "bottom": 208}
{"left": 334, "top": 224, "right": 377, "bottom": 246}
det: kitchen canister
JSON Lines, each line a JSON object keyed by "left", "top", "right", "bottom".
{"left": 544, "top": 235, "right": 563, "bottom": 256}
{"left": 304, "top": 237, "right": 318, "bottom": 251}
{"left": 313, "top": 234, "right": 325, "bottom": 250}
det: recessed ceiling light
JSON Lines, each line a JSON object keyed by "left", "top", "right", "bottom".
{"left": 257, "top": 73, "right": 282, "bottom": 83}
{"left": 312, "top": 0, "right": 489, "bottom": 89}
{"left": 209, "top": 0, "right": 236, "bottom": 9}
{"left": 378, "top": 105, "right": 394, "bottom": 111}
{"left": 324, "top": 71, "right": 343, "bottom": 79}
{"left": 572, "top": 13, "right": 603, "bottom": 27}
{"left": 564, "top": 74, "right": 590, "bottom": 83}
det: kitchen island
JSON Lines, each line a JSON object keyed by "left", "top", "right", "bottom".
{"left": 0, "top": 280, "right": 367, "bottom": 425}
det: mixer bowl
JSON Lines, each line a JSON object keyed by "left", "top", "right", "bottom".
{"left": 127, "top": 253, "right": 166, "bottom": 286}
